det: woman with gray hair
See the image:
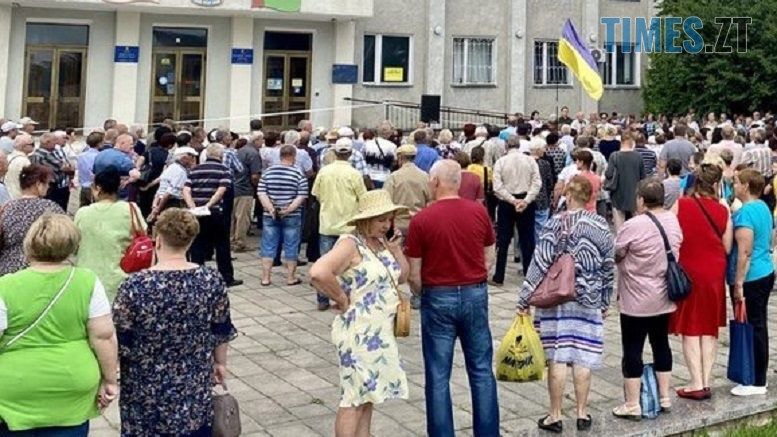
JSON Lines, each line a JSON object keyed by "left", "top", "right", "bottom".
{"left": 530, "top": 137, "right": 555, "bottom": 240}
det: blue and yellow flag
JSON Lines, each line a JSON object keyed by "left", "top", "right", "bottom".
{"left": 558, "top": 19, "right": 603, "bottom": 101}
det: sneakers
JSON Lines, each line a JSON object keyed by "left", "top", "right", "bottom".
{"left": 731, "top": 385, "right": 767, "bottom": 396}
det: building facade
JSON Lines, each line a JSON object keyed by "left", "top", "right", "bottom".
{"left": 0, "top": 0, "right": 654, "bottom": 133}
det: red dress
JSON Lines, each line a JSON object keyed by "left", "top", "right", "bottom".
{"left": 669, "top": 196, "right": 729, "bottom": 337}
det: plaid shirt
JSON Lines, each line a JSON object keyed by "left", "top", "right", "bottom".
{"left": 317, "top": 146, "right": 368, "bottom": 176}
{"left": 222, "top": 148, "right": 244, "bottom": 176}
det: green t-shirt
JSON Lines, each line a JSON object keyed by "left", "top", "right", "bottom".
{"left": 75, "top": 200, "right": 146, "bottom": 300}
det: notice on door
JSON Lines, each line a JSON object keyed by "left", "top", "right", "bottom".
{"left": 383, "top": 67, "right": 404, "bottom": 82}
{"left": 292, "top": 78, "right": 303, "bottom": 88}
{"left": 267, "top": 78, "right": 283, "bottom": 90}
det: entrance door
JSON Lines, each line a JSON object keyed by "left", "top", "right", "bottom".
{"left": 23, "top": 47, "right": 87, "bottom": 130}
{"left": 262, "top": 52, "right": 311, "bottom": 130}
{"left": 150, "top": 50, "right": 206, "bottom": 125}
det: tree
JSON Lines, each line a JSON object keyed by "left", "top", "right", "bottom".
{"left": 643, "top": 0, "right": 777, "bottom": 116}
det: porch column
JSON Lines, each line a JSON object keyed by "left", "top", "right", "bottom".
{"left": 508, "top": 0, "right": 527, "bottom": 114}
{"left": 425, "top": 0, "right": 445, "bottom": 98}
{"left": 229, "top": 16, "right": 254, "bottom": 133}
{"left": 332, "top": 19, "right": 356, "bottom": 128}
{"left": 581, "top": 0, "right": 600, "bottom": 115}
{"left": 0, "top": 5, "right": 13, "bottom": 117}
{"left": 111, "top": 11, "right": 141, "bottom": 125}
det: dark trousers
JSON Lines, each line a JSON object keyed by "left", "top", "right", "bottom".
{"left": 47, "top": 185, "right": 70, "bottom": 212}
{"left": 189, "top": 209, "right": 235, "bottom": 283}
{"left": 0, "top": 421, "right": 88, "bottom": 436}
{"left": 620, "top": 313, "right": 672, "bottom": 378}
{"left": 743, "top": 273, "right": 775, "bottom": 387}
{"left": 493, "top": 198, "right": 535, "bottom": 283}
{"left": 303, "top": 198, "right": 321, "bottom": 262}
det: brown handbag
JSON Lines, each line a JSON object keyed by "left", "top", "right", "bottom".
{"left": 212, "top": 383, "right": 241, "bottom": 437}
{"left": 528, "top": 213, "right": 577, "bottom": 309}
{"left": 362, "top": 237, "right": 410, "bottom": 338}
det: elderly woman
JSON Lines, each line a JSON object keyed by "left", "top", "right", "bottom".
{"left": 310, "top": 189, "right": 410, "bottom": 437}
{"left": 530, "top": 137, "right": 555, "bottom": 240}
{"left": 0, "top": 164, "right": 64, "bottom": 276}
{"left": 113, "top": 208, "right": 236, "bottom": 435}
{"left": 728, "top": 169, "right": 775, "bottom": 396}
{"left": 670, "top": 164, "right": 732, "bottom": 400}
{"left": 0, "top": 213, "right": 118, "bottom": 435}
{"left": 75, "top": 169, "right": 147, "bottom": 300}
{"left": 613, "top": 179, "right": 682, "bottom": 419}
{"left": 518, "top": 175, "right": 615, "bottom": 434}
{"left": 436, "top": 129, "right": 460, "bottom": 159}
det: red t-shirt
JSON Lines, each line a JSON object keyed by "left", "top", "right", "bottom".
{"left": 580, "top": 170, "right": 601, "bottom": 212}
{"left": 405, "top": 198, "right": 496, "bottom": 286}
{"left": 458, "top": 171, "right": 484, "bottom": 201}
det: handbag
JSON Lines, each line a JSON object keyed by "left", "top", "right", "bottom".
{"left": 362, "top": 237, "right": 410, "bottom": 337}
{"left": 727, "top": 301, "right": 755, "bottom": 385}
{"left": 603, "top": 152, "right": 619, "bottom": 191}
{"left": 528, "top": 213, "right": 577, "bottom": 308}
{"left": 0, "top": 268, "right": 75, "bottom": 351}
{"left": 212, "top": 383, "right": 241, "bottom": 437}
{"left": 644, "top": 212, "right": 692, "bottom": 301}
{"left": 120, "top": 203, "right": 155, "bottom": 274}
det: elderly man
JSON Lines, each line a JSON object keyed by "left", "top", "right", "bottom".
{"left": 491, "top": 134, "right": 542, "bottom": 284}
{"left": 31, "top": 132, "right": 74, "bottom": 210}
{"left": 93, "top": 133, "right": 140, "bottom": 199}
{"left": 0, "top": 121, "right": 20, "bottom": 154}
{"left": 231, "top": 133, "right": 262, "bottom": 252}
{"left": 0, "top": 152, "right": 9, "bottom": 205}
{"left": 18, "top": 117, "right": 38, "bottom": 135}
{"left": 311, "top": 137, "right": 367, "bottom": 310}
{"left": 383, "top": 144, "right": 431, "bottom": 234}
{"left": 706, "top": 124, "right": 744, "bottom": 167}
{"left": 406, "top": 160, "right": 499, "bottom": 437}
{"left": 6, "top": 133, "right": 34, "bottom": 199}
{"left": 150, "top": 146, "right": 198, "bottom": 221}
{"left": 184, "top": 144, "right": 243, "bottom": 288}
{"left": 571, "top": 111, "right": 588, "bottom": 133}
{"left": 658, "top": 123, "right": 696, "bottom": 176}
{"left": 76, "top": 131, "right": 104, "bottom": 207}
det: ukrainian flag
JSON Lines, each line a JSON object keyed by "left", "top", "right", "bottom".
{"left": 558, "top": 19, "right": 603, "bottom": 101}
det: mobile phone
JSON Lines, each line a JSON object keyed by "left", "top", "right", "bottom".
{"left": 386, "top": 224, "right": 395, "bottom": 240}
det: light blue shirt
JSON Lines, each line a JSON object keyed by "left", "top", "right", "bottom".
{"left": 267, "top": 147, "right": 313, "bottom": 174}
{"left": 414, "top": 144, "right": 440, "bottom": 173}
{"left": 729, "top": 199, "right": 774, "bottom": 283}
{"left": 77, "top": 148, "right": 100, "bottom": 188}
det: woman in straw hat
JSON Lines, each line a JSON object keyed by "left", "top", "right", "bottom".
{"left": 310, "top": 189, "right": 410, "bottom": 437}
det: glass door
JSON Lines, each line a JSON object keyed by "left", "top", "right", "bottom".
{"left": 23, "top": 47, "right": 86, "bottom": 130}
{"left": 150, "top": 50, "right": 206, "bottom": 125}
{"left": 262, "top": 52, "right": 311, "bottom": 130}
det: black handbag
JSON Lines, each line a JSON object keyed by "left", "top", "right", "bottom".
{"left": 645, "top": 211, "right": 691, "bottom": 301}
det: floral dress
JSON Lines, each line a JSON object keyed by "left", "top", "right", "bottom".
{"left": 331, "top": 235, "right": 409, "bottom": 407}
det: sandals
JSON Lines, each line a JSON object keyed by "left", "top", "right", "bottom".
{"left": 537, "top": 415, "right": 563, "bottom": 434}
{"left": 660, "top": 397, "right": 672, "bottom": 413}
{"left": 577, "top": 414, "right": 592, "bottom": 431}
{"left": 260, "top": 280, "right": 271, "bottom": 287}
{"left": 286, "top": 279, "right": 303, "bottom": 286}
{"left": 612, "top": 403, "right": 642, "bottom": 421}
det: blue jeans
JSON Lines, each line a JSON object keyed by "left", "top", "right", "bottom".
{"left": 317, "top": 234, "right": 340, "bottom": 305}
{"left": 260, "top": 214, "right": 302, "bottom": 261}
{"left": 0, "top": 422, "right": 88, "bottom": 436}
{"left": 534, "top": 208, "right": 549, "bottom": 242}
{"left": 421, "top": 282, "right": 499, "bottom": 437}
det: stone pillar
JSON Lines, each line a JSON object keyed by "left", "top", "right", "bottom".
{"left": 425, "top": 0, "right": 445, "bottom": 99}
{"left": 111, "top": 11, "right": 141, "bottom": 125}
{"left": 229, "top": 16, "right": 253, "bottom": 133}
{"left": 332, "top": 19, "right": 356, "bottom": 128}
{"left": 581, "top": 0, "right": 600, "bottom": 115}
{"left": 0, "top": 5, "right": 13, "bottom": 117}
{"left": 508, "top": 0, "right": 527, "bottom": 114}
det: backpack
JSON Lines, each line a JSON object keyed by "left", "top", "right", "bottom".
{"left": 120, "top": 203, "right": 154, "bottom": 273}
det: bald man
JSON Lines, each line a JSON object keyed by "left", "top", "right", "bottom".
{"left": 93, "top": 133, "right": 140, "bottom": 198}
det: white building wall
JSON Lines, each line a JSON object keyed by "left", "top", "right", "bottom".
{"left": 0, "top": 5, "right": 12, "bottom": 117}
{"left": 112, "top": 11, "right": 140, "bottom": 124}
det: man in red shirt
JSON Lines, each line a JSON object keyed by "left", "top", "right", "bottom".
{"left": 405, "top": 160, "right": 499, "bottom": 436}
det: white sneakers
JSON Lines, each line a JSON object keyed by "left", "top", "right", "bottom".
{"left": 730, "top": 384, "right": 768, "bottom": 396}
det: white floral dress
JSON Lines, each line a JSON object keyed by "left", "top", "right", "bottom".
{"left": 331, "top": 235, "right": 409, "bottom": 407}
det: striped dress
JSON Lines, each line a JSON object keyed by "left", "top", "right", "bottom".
{"left": 518, "top": 210, "right": 615, "bottom": 368}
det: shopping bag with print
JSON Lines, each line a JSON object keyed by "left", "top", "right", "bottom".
{"left": 727, "top": 301, "right": 755, "bottom": 385}
{"left": 496, "top": 315, "right": 545, "bottom": 382}
{"left": 640, "top": 364, "right": 660, "bottom": 419}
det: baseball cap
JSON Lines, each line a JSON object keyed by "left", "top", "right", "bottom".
{"left": 396, "top": 144, "right": 417, "bottom": 156}
{"left": 173, "top": 146, "right": 198, "bottom": 158}
{"left": 18, "top": 117, "right": 38, "bottom": 125}
{"left": 338, "top": 126, "right": 354, "bottom": 138}
{"left": 1, "top": 121, "right": 21, "bottom": 133}
{"left": 334, "top": 138, "right": 353, "bottom": 153}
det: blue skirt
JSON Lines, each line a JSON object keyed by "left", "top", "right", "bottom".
{"left": 535, "top": 301, "right": 604, "bottom": 368}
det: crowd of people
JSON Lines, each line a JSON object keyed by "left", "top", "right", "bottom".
{"left": 0, "top": 106, "right": 775, "bottom": 436}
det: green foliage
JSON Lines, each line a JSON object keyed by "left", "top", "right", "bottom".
{"left": 643, "top": 0, "right": 777, "bottom": 116}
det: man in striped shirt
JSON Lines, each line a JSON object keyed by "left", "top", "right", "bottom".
{"left": 257, "top": 145, "right": 308, "bottom": 286}
{"left": 31, "top": 132, "right": 74, "bottom": 211}
{"left": 184, "top": 144, "right": 243, "bottom": 287}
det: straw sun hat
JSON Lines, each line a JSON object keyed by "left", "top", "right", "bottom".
{"left": 346, "top": 190, "right": 408, "bottom": 226}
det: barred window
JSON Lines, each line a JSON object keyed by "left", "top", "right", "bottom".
{"left": 533, "top": 41, "right": 569, "bottom": 85}
{"left": 452, "top": 37, "right": 495, "bottom": 85}
{"left": 600, "top": 43, "right": 637, "bottom": 86}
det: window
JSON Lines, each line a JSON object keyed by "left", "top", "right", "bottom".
{"left": 452, "top": 37, "right": 495, "bottom": 85}
{"left": 601, "top": 43, "right": 638, "bottom": 86}
{"left": 533, "top": 41, "right": 569, "bottom": 85}
{"left": 26, "top": 24, "right": 89, "bottom": 46}
{"left": 363, "top": 34, "right": 412, "bottom": 84}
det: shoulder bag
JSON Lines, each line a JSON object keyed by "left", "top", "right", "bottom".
{"left": 528, "top": 213, "right": 577, "bottom": 308}
{"left": 120, "top": 203, "right": 155, "bottom": 274}
{"left": 212, "top": 382, "right": 241, "bottom": 437}
{"left": 361, "top": 237, "right": 410, "bottom": 338}
{"left": 603, "top": 152, "right": 619, "bottom": 192}
{"left": 645, "top": 212, "right": 692, "bottom": 301}
{"left": 0, "top": 267, "right": 76, "bottom": 351}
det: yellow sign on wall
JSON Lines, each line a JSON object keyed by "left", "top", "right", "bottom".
{"left": 383, "top": 67, "right": 404, "bottom": 82}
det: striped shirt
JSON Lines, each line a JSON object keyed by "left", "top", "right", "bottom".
{"left": 257, "top": 164, "right": 308, "bottom": 217}
{"left": 635, "top": 147, "right": 658, "bottom": 177}
{"left": 32, "top": 148, "right": 68, "bottom": 188}
{"left": 741, "top": 145, "right": 772, "bottom": 177}
{"left": 184, "top": 159, "right": 232, "bottom": 208}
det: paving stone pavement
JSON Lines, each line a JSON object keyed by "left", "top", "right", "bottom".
{"left": 89, "top": 235, "right": 777, "bottom": 436}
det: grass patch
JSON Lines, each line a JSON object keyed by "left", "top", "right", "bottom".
{"left": 722, "top": 421, "right": 777, "bottom": 436}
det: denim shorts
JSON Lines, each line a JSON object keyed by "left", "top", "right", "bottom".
{"left": 260, "top": 214, "right": 302, "bottom": 261}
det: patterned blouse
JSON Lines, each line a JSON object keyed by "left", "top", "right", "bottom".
{"left": 518, "top": 210, "right": 615, "bottom": 310}
{"left": 0, "top": 198, "right": 64, "bottom": 276}
{"left": 113, "top": 266, "right": 237, "bottom": 435}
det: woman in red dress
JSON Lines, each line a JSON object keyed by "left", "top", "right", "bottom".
{"left": 670, "top": 164, "right": 733, "bottom": 400}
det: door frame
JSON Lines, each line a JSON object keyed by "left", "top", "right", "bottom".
{"left": 22, "top": 44, "right": 88, "bottom": 130}
{"left": 149, "top": 48, "right": 207, "bottom": 125}
{"left": 262, "top": 50, "right": 312, "bottom": 130}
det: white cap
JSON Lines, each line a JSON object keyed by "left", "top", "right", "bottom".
{"left": 173, "top": 146, "right": 198, "bottom": 158}
{"left": 334, "top": 137, "right": 353, "bottom": 153}
{"left": 18, "top": 117, "right": 38, "bottom": 125}
{"left": 1, "top": 121, "right": 21, "bottom": 133}
{"left": 337, "top": 126, "right": 354, "bottom": 138}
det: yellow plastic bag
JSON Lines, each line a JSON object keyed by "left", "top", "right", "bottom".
{"left": 495, "top": 314, "right": 545, "bottom": 382}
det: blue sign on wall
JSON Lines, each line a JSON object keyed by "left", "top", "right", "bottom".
{"left": 332, "top": 64, "right": 358, "bottom": 84}
{"left": 114, "top": 46, "right": 139, "bottom": 63}
{"left": 231, "top": 48, "right": 254, "bottom": 65}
